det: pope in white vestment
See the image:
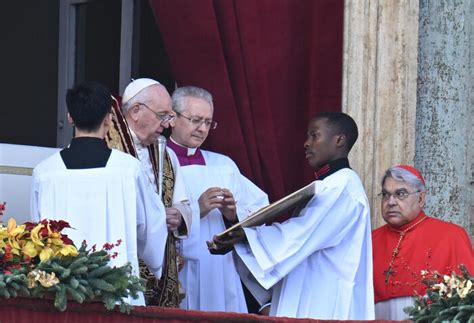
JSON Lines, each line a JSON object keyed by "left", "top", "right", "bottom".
{"left": 234, "top": 168, "right": 375, "bottom": 319}
{"left": 30, "top": 149, "right": 168, "bottom": 306}
{"left": 167, "top": 144, "right": 269, "bottom": 312}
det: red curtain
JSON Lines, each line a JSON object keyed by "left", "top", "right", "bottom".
{"left": 148, "top": 0, "right": 344, "bottom": 201}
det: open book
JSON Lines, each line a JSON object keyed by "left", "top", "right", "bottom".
{"left": 214, "top": 181, "right": 316, "bottom": 239}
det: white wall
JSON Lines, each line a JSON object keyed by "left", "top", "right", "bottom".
{"left": 0, "top": 144, "right": 59, "bottom": 224}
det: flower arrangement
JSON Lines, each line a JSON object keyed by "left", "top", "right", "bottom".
{"left": 404, "top": 264, "right": 474, "bottom": 322}
{"left": 0, "top": 217, "right": 144, "bottom": 313}
{"left": 0, "top": 218, "right": 78, "bottom": 267}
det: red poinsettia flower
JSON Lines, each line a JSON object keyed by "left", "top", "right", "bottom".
{"left": 49, "top": 220, "right": 72, "bottom": 232}
{"left": 3, "top": 245, "right": 12, "bottom": 262}
{"left": 60, "top": 234, "right": 74, "bottom": 245}
{"left": 24, "top": 221, "right": 36, "bottom": 231}
{"left": 39, "top": 226, "right": 49, "bottom": 238}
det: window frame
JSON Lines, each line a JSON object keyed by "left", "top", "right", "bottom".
{"left": 57, "top": 0, "right": 134, "bottom": 147}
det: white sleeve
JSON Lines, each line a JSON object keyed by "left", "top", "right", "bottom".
{"left": 166, "top": 147, "right": 192, "bottom": 238}
{"left": 172, "top": 201, "right": 192, "bottom": 239}
{"left": 136, "top": 166, "right": 168, "bottom": 278}
{"left": 235, "top": 180, "right": 367, "bottom": 289}
{"left": 235, "top": 173, "right": 269, "bottom": 221}
{"left": 30, "top": 168, "right": 41, "bottom": 222}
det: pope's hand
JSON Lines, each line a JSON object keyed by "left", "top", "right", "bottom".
{"left": 166, "top": 207, "right": 183, "bottom": 232}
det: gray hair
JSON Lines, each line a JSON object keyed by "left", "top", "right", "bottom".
{"left": 171, "top": 86, "right": 213, "bottom": 114}
{"left": 381, "top": 166, "right": 426, "bottom": 192}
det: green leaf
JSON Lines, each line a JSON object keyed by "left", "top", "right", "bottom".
{"left": 88, "top": 266, "right": 112, "bottom": 278}
{"left": 54, "top": 285, "right": 67, "bottom": 311}
{"left": 89, "top": 278, "right": 116, "bottom": 292}
{"left": 65, "top": 285, "right": 85, "bottom": 303}
{"left": 69, "top": 278, "right": 79, "bottom": 289}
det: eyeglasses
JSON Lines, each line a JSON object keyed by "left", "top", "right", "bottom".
{"left": 137, "top": 103, "right": 175, "bottom": 123}
{"left": 378, "top": 189, "right": 421, "bottom": 201}
{"left": 176, "top": 112, "right": 217, "bottom": 130}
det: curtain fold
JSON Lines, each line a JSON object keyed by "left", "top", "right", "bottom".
{"left": 149, "top": 0, "right": 344, "bottom": 201}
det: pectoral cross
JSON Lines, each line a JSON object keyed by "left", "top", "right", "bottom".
{"left": 384, "top": 266, "right": 393, "bottom": 283}
{"left": 382, "top": 217, "right": 427, "bottom": 285}
{"left": 384, "top": 236, "right": 402, "bottom": 283}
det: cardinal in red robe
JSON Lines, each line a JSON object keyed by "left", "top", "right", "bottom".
{"left": 372, "top": 165, "right": 474, "bottom": 320}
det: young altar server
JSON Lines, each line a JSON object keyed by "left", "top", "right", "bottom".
{"left": 31, "top": 81, "right": 168, "bottom": 305}
{"left": 212, "top": 112, "right": 375, "bottom": 319}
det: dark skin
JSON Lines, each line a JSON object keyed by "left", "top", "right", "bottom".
{"left": 208, "top": 117, "right": 350, "bottom": 254}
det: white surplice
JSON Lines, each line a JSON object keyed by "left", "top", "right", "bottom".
{"left": 168, "top": 149, "right": 269, "bottom": 312}
{"left": 30, "top": 150, "right": 168, "bottom": 305}
{"left": 131, "top": 131, "right": 192, "bottom": 238}
{"left": 234, "top": 168, "right": 375, "bottom": 319}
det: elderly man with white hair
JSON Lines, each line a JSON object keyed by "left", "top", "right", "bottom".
{"left": 372, "top": 165, "right": 474, "bottom": 320}
{"left": 106, "top": 78, "right": 192, "bottom": 307}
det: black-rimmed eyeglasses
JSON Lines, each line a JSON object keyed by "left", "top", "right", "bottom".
{"left": 176, "top": 112, "right": 217, "bottom": 130}
{"left": 137, "top": 103, "right": 175, "bottom": 123}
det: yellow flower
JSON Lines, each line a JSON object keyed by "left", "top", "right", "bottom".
{"left": 0, "top": 227, "right": 9, "bottom": 240}
{"left": 7, "top": 218, "right": 25, "bottom": 237}
{"left": 30, "top": 224, "right": 45, "bottom": 247}
{"left": 57, "top": 244, "right": 78, "bottom": 257}
{"left": 39, "top": 246, "right": 54, "bottom": 262}
{"left": 48, "top": 233, "right": 64, "bottom": 246}
{"left": 4, "top": 218, "right": 26, "bottom": 256}
{"left": 22, "top": 241, "right": 38, "bottom": 258}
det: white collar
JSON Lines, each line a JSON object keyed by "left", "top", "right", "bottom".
{"left": 170, "top": 137, "right": 198, "bottom": 156}
{"left": 129, "top": 129, "right": 146, "bottom": 149}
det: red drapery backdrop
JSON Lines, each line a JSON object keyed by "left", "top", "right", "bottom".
{"left": 148, "top": 0, "right": 344, "bottom": 201}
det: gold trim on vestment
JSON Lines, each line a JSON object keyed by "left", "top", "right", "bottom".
{"left": 105, "top": 96, "right": 182, "bottom": 307}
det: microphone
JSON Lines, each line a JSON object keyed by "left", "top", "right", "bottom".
{"left": 157, "top": 135, "right": 167, "bottom": 200}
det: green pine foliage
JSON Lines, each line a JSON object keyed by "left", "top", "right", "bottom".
{"left": 0, "top": 242, "right": 145, "bottom": 313}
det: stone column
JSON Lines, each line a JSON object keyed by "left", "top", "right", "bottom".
{"left": 342, "top": 1, "right": 419, "bottom": 228}
{"left": 416, "top": 0, "right": 473, "bottom": 235}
